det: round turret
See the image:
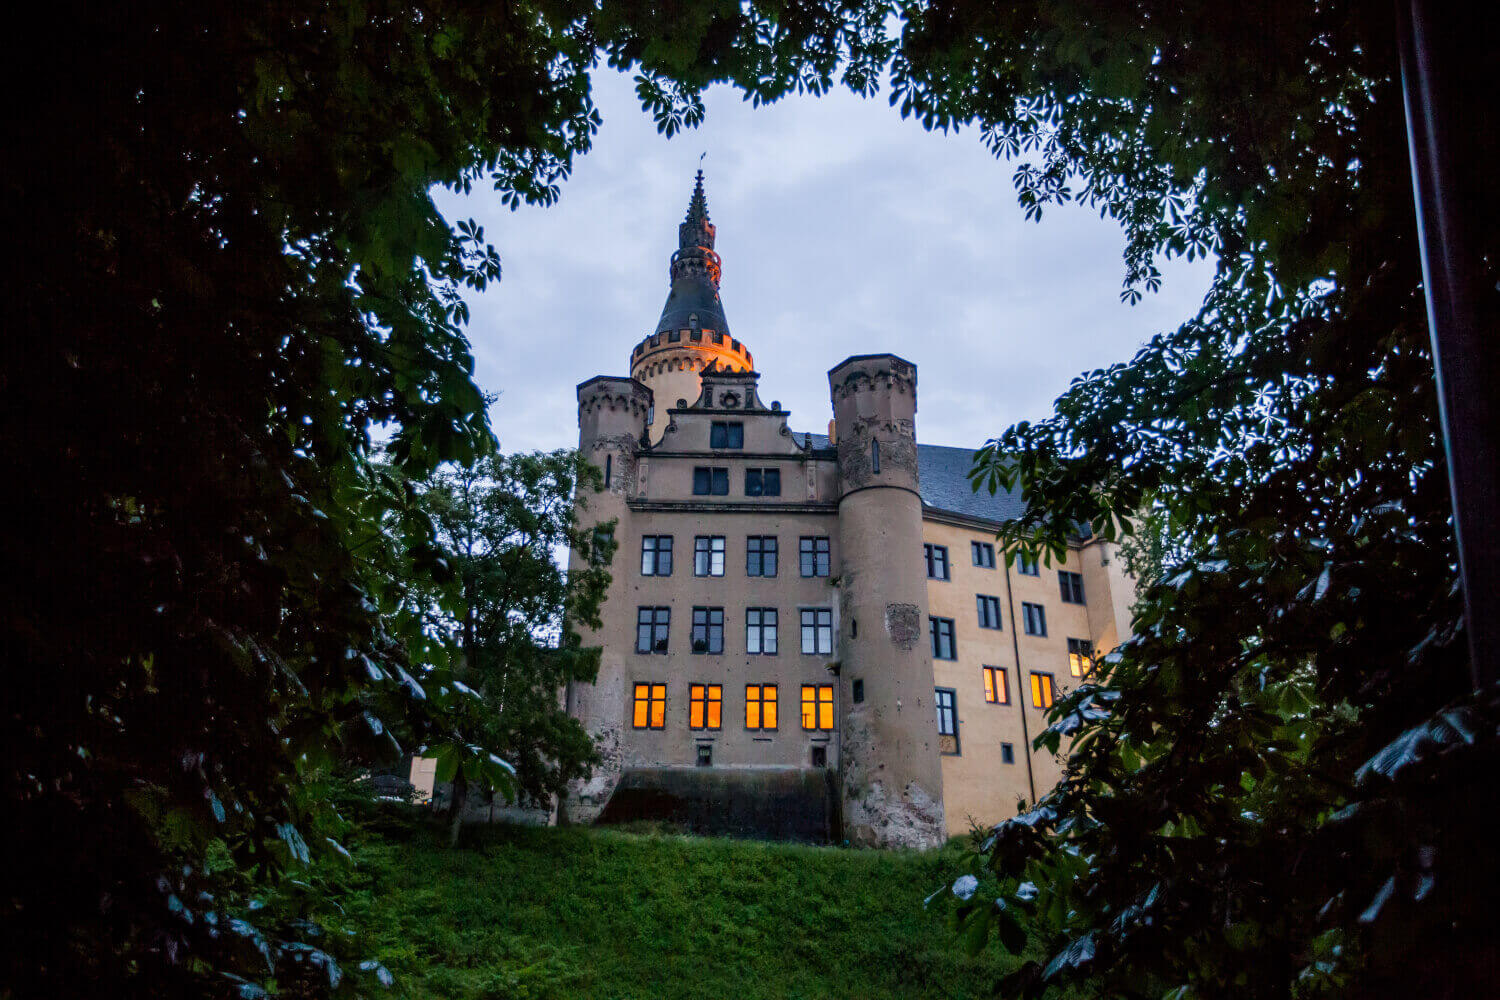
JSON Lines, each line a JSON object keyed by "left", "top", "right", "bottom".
{"left": 828, "top": 353, "right": 946, "bottom": 849}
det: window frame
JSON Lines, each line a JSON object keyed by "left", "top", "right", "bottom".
{"left": 746, "top": 535, "right": 778, "bottom": 577}
{"left": 982, "top": 665, "right": 1009, "bottom": 704}
{"left": 745, "top": 683, "right": 779, "bottom": 730}
{"left": 1029, "top": 671, "right": 1056, "bottom": 709}
{"left": 745, "top": 607, "right": 779, "bottom": 655}
{"left": 1016, "top": 554, "right": 1040, "bottom": 576}
{"left": 688, "top": 683, "right": 723, "bottom": 730}
{"left": 935, "top": 686, "right": 960, "bottom": 755}
{"left": 709, "top": 421, "right": 744, "bottom": 449}
{"left": 924, "top": 543, "right": 951, "bottom": 580}
{"left": 1000, "top": 742, "right": 1016, "bottom": 764}
{"left": 1068, "top": 637, "right": 1095, "bottom": 677}
{"left": 690, "top": 606, "right": 725, "bottom": 654}
{"left": 971, "top": 541, "right": 996, "bottom": 568}
{"left": 800, "top": 608, "right": 833, "bottom": 655}
{"left": 799, "top": 536, "right": 831, "bottom": 577}
{"left": 976, "top": 594, "right": 1003, "bottom": 630}
{"left": 640, "top": 535, "right": 673, "bottom": 577}
{"left": 1058, "top": 570, "right": 1086, "bottom": 604}
{"left": 631, "top": 682, "right": 667, "bottom": 729}
{"left": 929, "top": 615, "right": 957, "bottom": 660}
{"left": 692, "top": 466, "right": 731, "bottom": 496}
{"left": 745, "top": 467, "right": 782, "bottom": 497}
{"left": 800, "top": 684, "right": 835, "bottom": 731}
{"left": 1022, "top": 601, "right": 1048, "bottom": 636}
{"left": 635, "top": 607, "right": 670, "bottom": 654}
{"left": 693, "top": 535, "right": 726, "bottom": 577}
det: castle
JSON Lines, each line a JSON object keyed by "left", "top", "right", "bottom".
{"left": 563, "top": 173, "right": 1136, "bottom": 848}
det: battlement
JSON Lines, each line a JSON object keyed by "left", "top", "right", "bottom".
{"left": 577, "top": 376, "right": 653, "bottom": 421}
{"left": 630, "top": 329, "right": 753, "bottom": 379}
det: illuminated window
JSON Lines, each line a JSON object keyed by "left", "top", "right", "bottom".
{"left": 694, "top": 535, "right": 725, "bottom": 576}
{"left": 689, "top": 684, "right": 722, "bottom": 730}
{"left": 971, "top": 541, "right": 996, "bottom": 568}
{"left": 632, "top": 683, "right": 666, "bottom": 729}
{"left": 640, "top": 535, "right": 673, "bottom": 576}
{"left": 977, "top": 594, "right": 1003, "bottom": 629}
{"left": 747, "top": 536, "right": 777, "bottom": 576}
{"left": 1068, "top": 637, "right": 1095, "bottom": 677}
{"left": 692, "top": 467, "right": 730, "bottom": 495}
{"left": 799, "top": 536, "right": 830, "bottom": 577}
{"left": 929, "top": 616, "right": 956, "bottom": 660}
{"left": 924, "top": 543, "right": 950, "bottom": 580}
{"left": 745, "top": 684, "right": 778, "bottom": 730}
{"left": 982, "top": 665, "right": 1009, "bottom": 704}
{"left": 1030, "top": 671, "right": 1055, "bottom": 709}
{"left": 745, "top": 468, "right": 781, "bottom": 496}
{"left": 710, "top": 421, "right": 744, "bottom": 449}
{"left": 635, "top": 607, "right": 670, "bottom": 654}
{"left": 935, "top": 687, "right": 959, "bottom": 755}
{"left": 1022, "top": 602, "right": 1047, "bottom": 636}
{"left": 801, "top": 685, "right": 834, "bottom": 730}
{"left": 1058, "top": 570, "right": 1085, "bottom": 604}
{"left": 746, "top": 608, "right": 778, "bottom": 655}
{"left": 800, "top": 608, "right": 833, "bottom": 655}
{"left": 1016, "top": 554, "right": 1039, "bottom": 576}
{"left": 691, "top": 607, "right": 724, "bottom": 654}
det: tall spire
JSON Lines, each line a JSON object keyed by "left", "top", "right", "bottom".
{"left": 656, "top": 169, "right": 729, "bottom": 336}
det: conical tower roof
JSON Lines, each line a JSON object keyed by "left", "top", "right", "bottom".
{"left": 654, "top": 170, "right": 730, "bottom": 336}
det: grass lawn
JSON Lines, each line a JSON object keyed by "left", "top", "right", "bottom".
{"left": 343, "top": 816, "right": 1023, "bottom": 1000}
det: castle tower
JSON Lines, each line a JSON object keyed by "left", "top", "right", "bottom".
{"left": 829, "top": 354, "right": 946, "bottom": 848}
{"left": 630, "top": 170, "right": 754, "bottom": 442}
{"left": 564, "top": 375, "right": 652, "bottom": 822}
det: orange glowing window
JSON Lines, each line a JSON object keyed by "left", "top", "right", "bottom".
{"left": 745, "top": 684, "right": 778, "bottom": 730}
{"left": 632, "top": 683, "right": 667, "bottom": 729}
{"left": 690, "top": 684, "right": 722, "bottom": 730}
{"left": 983, "top": 665, "right": 1009, "bottom": 704}
{"left": 1030, "top": 672, "right": 1055, "bottom": 710}
{"left": 801, "top": 685, "right": 834, "bottom": 730}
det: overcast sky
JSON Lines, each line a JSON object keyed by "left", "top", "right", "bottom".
{"left": 435, "top": 69, "right": 1215, "bottom": 455}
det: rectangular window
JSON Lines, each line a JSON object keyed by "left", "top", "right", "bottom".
{"left": 851, "top": 678, "right": 865, "bottom": 703}
{"left": 691, "top": 607, "right": 724, "bottom": 654}
{"left": 799, "top": 536, "right": 831, "bottom": 577}
{"left": 694, "top": 535, "right": 725, "bottom": 576}
{"left": 689, "top": 683, "right": 722, "bottom": 730}
{"left": 924, "top": 543, "right": 951, "bottom": 580}
{"left": 1068, "top": 637, "right": 1095, "bottom": 677}
{"left": 746, "top": 536, "right": 778, "bottom": 577}
{"left": 692, "top": 467, "right": 730, "bottom": 495}
{"left": 640, "top": 535, "right": 673, "bottom": 576}
{"left": 935, "top": 687, "right": 959, "bottom": 755}
{"left": 871, "top": 439, "right": 880, "bottom": 473}
{"left": 696, "top": 744, "right": 712, "bottom": 766}
{"left": 801, "top": 684, "right": 834, "bottom": 730}
{"left": 982, "top": 665, "right": 1009, "bottom": 704}
{"left": 929, "top": 616, "right": 956, "bottom": 660}
{"left": 631, "top": 682, "right": 666, "bottom": 729}
{"left": 1059, "top": 570, "right": 1086, "bottom": 604}
{"left": 971, "top": 541, "right": 996, "bottom": 568}
{"left": 745, "top": 468, "right": 781, "bottom": 497}
{"left": 605, "top": 453, "right": 612, "bottom": 488}
{"left": 745, "top": 684, "right": 778, "bottom": 730}
{"left": 1001, "top": 742, "right": 1016, "bottom": 764}
{"left": 635, "top": 607, "right": 670, "bottom": 654}
{"left": 811, "top": 746, "right": 828, "bottom": 768}
{"left": 801, "top": 608, "right": 833, "bottom": 655}
{"left": 1030, "top": 671, "right": 1056, "bottom": 709}
{"left": 710, "top": 421, "right": 744, "bottom": 449}
{"left": 746, "top": 608, "right": 778, "bottom": 655}
{"left": 976, "top": 594, "right": 1003, "bottom": 629}
{"left": 1022, "top": 602, "right": 1047, "bottom": 636}
{"left": 1017, "top": 553, "right": 1039, "bottom": 576}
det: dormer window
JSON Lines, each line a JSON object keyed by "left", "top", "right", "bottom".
{"left": 710, "top": 421, "right": 743, "bottom": 449}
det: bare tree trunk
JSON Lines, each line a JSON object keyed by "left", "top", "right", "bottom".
{"left": 448, "top": 770, "right": 468, "bottom": 848}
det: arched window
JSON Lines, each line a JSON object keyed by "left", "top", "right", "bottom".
{"left": 871, "top": 439, "right": 880, "bottom": 473}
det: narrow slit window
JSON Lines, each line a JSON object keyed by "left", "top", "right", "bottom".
{"left": 871, "top": 439, "right": 880, "bottom": 473}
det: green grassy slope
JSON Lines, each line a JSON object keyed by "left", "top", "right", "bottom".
{"left": 344, "top": 820, "right": 1020, "bottom": 1000}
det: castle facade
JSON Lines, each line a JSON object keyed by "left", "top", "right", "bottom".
{"left": 564, "top": 174, "right": 1135, "bottom": 848}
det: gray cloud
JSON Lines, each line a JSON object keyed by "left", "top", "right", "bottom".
{"left": 435, "top": 70, "right": 1213, "bottom": 454}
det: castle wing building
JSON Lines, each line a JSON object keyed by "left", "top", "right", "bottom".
{"left": 565, "top": 173, "right": 1137, "bottom": 848}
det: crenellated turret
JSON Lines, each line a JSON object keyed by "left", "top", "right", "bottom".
{"left": 829, "top": 354, "right": 946, "bottom": 849}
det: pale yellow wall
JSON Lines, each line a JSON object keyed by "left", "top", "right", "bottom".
{"left": 922, "top": 519, "right": 1130, "bottom": 836}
